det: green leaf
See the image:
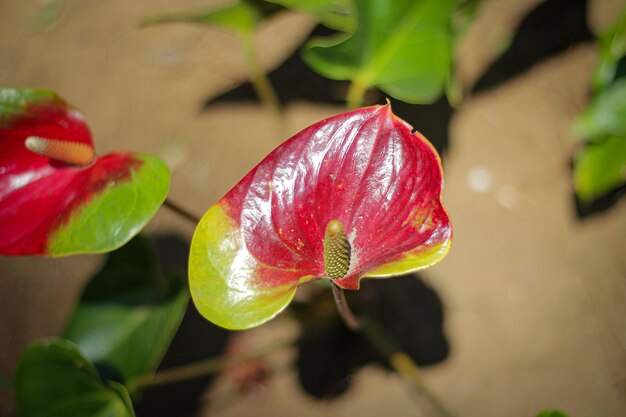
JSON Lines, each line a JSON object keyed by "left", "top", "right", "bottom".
{"left": 574, "top": 78, "right": 626, "bottom": 142}
{"left": 452, "top": 0, "right": 481, "bottom": 38}
{"left": 592, "top": 5, "right": 626, "bottom": 91}
{"left": 574, "top": 136, "right": 626, "bottom": 202}
{"left": 535, "top": 411, "right": 568, "bottom": 417}
{"left": 47, "top": 154, "right": 171, "bottom": 257}
{"left": 31, "top": 1, "right": 63, "bottom": 33}
{"left": 63, "top": 235, "right": 189, "bottom": 384}
{"left": 303, "top": 0, "right": 456, "bottom": 105}
{"left": 0, "top": 88, "right": 56, "bottom": 120}
{"left": 15, "top": 338, "right": 135, "bottom": 417}
{"left": 141, "top": 0, "right": 283, "bottom": 36}
{"left": 266, "top": 0, "right": 354, "bottom": 31}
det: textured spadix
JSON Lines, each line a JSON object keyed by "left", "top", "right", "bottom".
{"left": 189, "top": 104, "right": 451, "bottom": 329}
{"left": 0, "top": 88, "right": 169, "bottom": 256}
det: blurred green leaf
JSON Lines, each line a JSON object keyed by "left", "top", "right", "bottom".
{"left": 452, "top": 0, "right": 481, "bottom": 38}
{"left": 303, "top": 0, "right": 456, "bottom": 105}
{"left": 574, "top": 78, "right": 626, "bottom": 141}
{"left": 63, "top": 236, "right": 188, "bottom": 385}
{"left": 141, "top": 0, "right": 283, "bottom": 36}
{"left": 535, "top": 411, "right": 568, "bottom": 417}
{"left": 266, "top": 0, "right": 354, "bottom": 31}
{"left": 31, "top": 1, "right": 63, "bottom": 33}
{"left": 15, "top": 338, "right": 135, "bottom": 417}
{"left": 572, "top": 8, "right": 626, "bottom": 205}
{"left": 592, "top": 5, "right": 626, "bottom": 91}
{"left": 574, "top": 136, "right": 626, "bottom": 202}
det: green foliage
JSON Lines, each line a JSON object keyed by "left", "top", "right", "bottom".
{"left": 15, "top": 338, "right": 135, "bottom": 417}
{"left": 574, "top": 136, "right": 626, "bottom": 202}
{"left": 141, "top": 0, "right": 283, "bottom": 37}
{"left": 141, "top": 1, "right": 284, "bottom": 112}
{"left": 303, "top": 0, "right": 457, "bottom": 107}
{"left": 48, "top": 154, "right": 171, "bottom": 257}
{"left": 452, "top": 0, "right": 481, "bottom": 38}
{"left": 573, "top": 6, "right": 626, "bottom": 202}
{"left": 535, "top": 411, "right": 568, "bottom": 417}
{"left": 31, "top": 1, "right": 63, "bottom": 33}
{"left": 0, "top": 88, "right": 56, "bottom": 121}
{"left": 15, "top": 236, "right": 188, "bottom": 416}
{"left": 63, "top": 235, "right": 189, "bottom": 384}
{"left": 574, "top": 79, "right": 626, "bottom": 141}
{"left": 592, "top": 8, "right": 626, "bottom": 92}
{"left": 266, "top": 0, "right": 354, "bottom": 31}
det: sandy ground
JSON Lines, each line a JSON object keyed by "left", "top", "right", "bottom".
{"left": 1, "top": 0, "right": 626, "bottom": 416}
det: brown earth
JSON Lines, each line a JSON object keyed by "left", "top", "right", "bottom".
{"left": 1, "top": 0, "right": 625, "bottom": 416}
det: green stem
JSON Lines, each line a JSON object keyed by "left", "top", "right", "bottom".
{"left": 163, "top": 198, "right": 201, "bottom": 225}
{"left": 360, "top": 318, "right": 455, "bottom": 417}
{"left": 330, "top": 285, "right": 454, "bottom": 417}
{"left": 240, "top": 32, "right": 282, "bottom": 115}
{"left": 331, "top": 282, "right": 361, "bottom": 330}
{"left": 127, "top": 338, "right": 293, "bottom": 392}
{"left": 346, "top": 80, "right": 368, "bottom": 110}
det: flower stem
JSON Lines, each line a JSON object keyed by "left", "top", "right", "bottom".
{"left": 127, "top": 338, "right": 294, "bottom": 392}
{"left": 240, "top": 32, "right": 282, "bottom": 115}
{"left": 346, "top": 80, "right": 368, "bottom": 110}
{"left": 330, "top": 282, "right": 361, "bottom": 330}
{"left": 163, "top": 198, "right": 201, "bottom": 225}
{"left": 330, "top": 283, "right": 454, "bottom": 417}
{"left": 360, "top": 318, "right": 455, "bottom": 417}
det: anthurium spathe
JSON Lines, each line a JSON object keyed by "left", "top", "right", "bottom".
{"left": 190, "top": 104, "right": 451, "bottom": 330}
{"left": 0, "top": 88, "right": 169, "bottom": 256}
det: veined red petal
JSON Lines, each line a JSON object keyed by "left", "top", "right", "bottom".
{"left": 0, "top": 153, "right": 142, "bottom": 255}
{"left": 190, "top": 104, "right": 452, "bottom": 329}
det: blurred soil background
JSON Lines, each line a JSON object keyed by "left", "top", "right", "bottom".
{"left": 1, "top": 0, "right": 626, "bottom": 416}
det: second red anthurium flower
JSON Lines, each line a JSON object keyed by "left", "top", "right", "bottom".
{"left": 0, "top": 88, "right": 170, "bottom": 257}
{"left": 189, "top": 104, "right": 452, "bottom": 329}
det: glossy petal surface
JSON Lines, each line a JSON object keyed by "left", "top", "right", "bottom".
{"left": 190, "top": 105, "right": 451, "bottom": 329}
{"left": 0, "top": 88, "right": 169, "bottom": 256}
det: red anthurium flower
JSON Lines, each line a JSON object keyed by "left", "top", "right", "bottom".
{"left": 190, "top": 104, "right": 452, "bottom": 329}
{"left": 0, "top": 88, "right": 169, "bottom": 256}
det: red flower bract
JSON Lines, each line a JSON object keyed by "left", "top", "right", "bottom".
{"left": 0, "top": 88, "right": 169, "bottom": 256}
{"left": 189, "top": 104, "right": 452, "bottom": 330}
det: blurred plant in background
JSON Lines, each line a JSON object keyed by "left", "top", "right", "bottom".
{"left": 572, "top": 7, "right": 626, "bottom": 209}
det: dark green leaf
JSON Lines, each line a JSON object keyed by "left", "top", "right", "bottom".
{"left": 15, "top": 338, "right": 135, "bottom": 417}
{"left": 536, "top": 411, "right": 568, "bottom": 417}
{"left": 303, "top": 0, "right": 457, "bottom": 105}
{"left": 63, "top": 235, "right": 188, "bottom": 384}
